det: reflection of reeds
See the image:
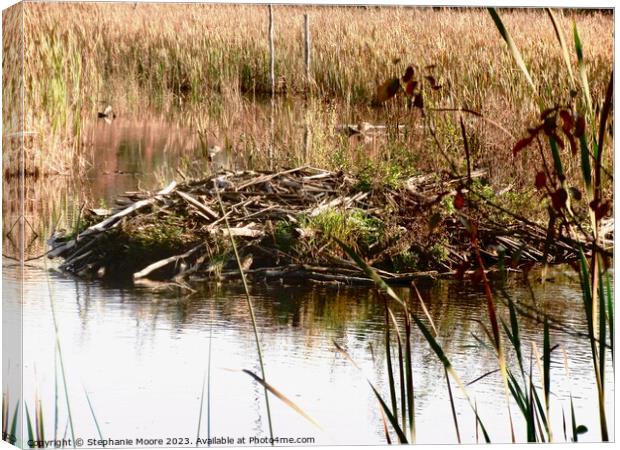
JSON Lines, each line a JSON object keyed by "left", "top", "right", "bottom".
{"left": 2, "top": 174, "right": 88, "bottom": 259}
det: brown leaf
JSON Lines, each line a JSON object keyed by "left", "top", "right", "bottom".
{"left": 574, "top": 115, "right": 586, "bottom": 138}
{"left": 535, "top": 171, "right": 546, "bottom": 190}
{"left": 550, "top": 188, "right": 568, "bottom": 211}
{"left": 453, "top": 191, "right": 465, "bottom": 210}
{"left": 595, "top": 200, "right": 611, "bottom": 220}
{"left": 540, "top": 106, "right": 559, "bottom": 120}
{"left": 513, "top": 136, "right": 534, "bottom": 155}
{"left": 559, "top": 110, "right": 574, "bottom": 134}
{"left": 543, "top": 117, "right": 557, "bottom": 135}
{"left": 402, "top": 66, "right": 414, "bottom": 83}
{"left": 374, "top": 77, "right": 401, "bottom": 103}
{"left": 413, "top": 92, "right": 424, "bottom": 109}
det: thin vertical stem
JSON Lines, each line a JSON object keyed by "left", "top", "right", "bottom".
{"left": 214, "top": 183, "right": 274, "bottom": 441}
{"left": 304, "top": 14, "right": 311, "bottom": 86}
{"left": 268, "top": 5, "right": 275, "bottom": 96}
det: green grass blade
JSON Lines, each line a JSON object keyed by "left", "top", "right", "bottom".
{"left": 531, "top": 376, "right": 550, "bottom": 441}
{"left": 573, "top": 22, "right": 593, "bottom": 115}
{"left": 605, "top": 270, "right": 614, "bottom": 366}
{"left": 383, "top": 299, "right": 398, "bottom": 425}
{"left": 387, "top": 307, "right": 407, "bottom": 431}
{"left": 549, "top": 136, "right": 565, "bottom": 186}
{"left": 35, "top": 398, "right": 44, "bottom": 443}
{"left": 42, "top": 258, "right": 76, "bottom": 447}
{"left": 578, "top": 248, "right": 608, "bottom": 441}
{"left": 83, "top": 387, "right": 104, "bottom": 441}
{"left": 488, "top": 8, "right": 536, "bottom": 92}
{"left": 9, "top": 403, "right": 19, "bottom": 445}
{"left": 444, "top": 367, "right": 461, "bottom": 443}
{"left": 546, "top": 8, "right": 575, "bottom": 88}
{"left": 598, "top": 264, "right": 606, "bottom": 393}
{"left": 404, "top": 314, "right": 416, "bottom": 442}
{"left": 570, "top": 394, "right": 578, "bottom": 442}
{"left": 336, "top": 238, "right": 491, "bottom": 443}
{"left": 333, "top": 342, "right": 408, "bottom": 443}
{"left": 506, "top": 297, "right": 524, "bottom": 375}
{"left": 579, "top": 134, "right": 592, "bottom": 193}
{"left": 26, "top": 405, "right": 34, "bottom": 448}
{"left": 594, "top": 71, "right": 613, "bottom": 206}
{"left": 215, "top": 185, "right": 274, "bottom": 440}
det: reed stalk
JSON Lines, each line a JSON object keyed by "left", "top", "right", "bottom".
{"left": 213, "top": 183, "right": 274, "bottom": 441}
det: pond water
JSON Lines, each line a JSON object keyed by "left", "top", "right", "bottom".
{"left": 2, "top": 106, "right": 614, "bottom": 446}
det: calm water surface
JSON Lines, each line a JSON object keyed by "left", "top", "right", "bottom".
{"left": 3, "top": 110, "right": 614, "bottom": 446}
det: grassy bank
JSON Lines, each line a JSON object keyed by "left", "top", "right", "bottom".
{"left": 13, "top": 4, "right": 612, "bottom": 182}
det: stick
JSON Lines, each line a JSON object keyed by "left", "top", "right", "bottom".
{"left": 133, "top": 243, "right": 205, "bottom": 280}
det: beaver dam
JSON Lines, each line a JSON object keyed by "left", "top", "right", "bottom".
{"left": 48, "top": 166, "right": 608, "bottom": 286}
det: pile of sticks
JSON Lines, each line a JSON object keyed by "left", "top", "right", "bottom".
{"left": 48, "top": 166, "right": 603, "bottom": 286}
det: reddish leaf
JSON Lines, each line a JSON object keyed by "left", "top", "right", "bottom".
{"left": 535, "top": 171, "right": 547, "bottom": 189}
{"left": 453, "top": 191, "right": 465, "bottom": 210}
{"left": 402, "top": 66, "right": 414, "bottom": 83}
{"left": 595, "top": 200, "right": 611, "bottom": 220}
{"left": 513, "top": 136, "right": 534, "bottom": 155}
{"left": 574, "top": 115, "right": 586, "bottom": 138}
{"left": 540, "top": 107, "right": 559, "bottom": 120}
{"left": 565, "top": 132, "right": 577, "bottom": 155}
{"left": 559, "top": 110, "right": 574, "bottom": 134}
{"left": 543, "top": 117, "right": 557, "bottom": 135}
{"left": 550, "top": 188, "right": 568, "bottom": 211}
{"left": 405, "top": 80, "right": 418, "bottom": 97}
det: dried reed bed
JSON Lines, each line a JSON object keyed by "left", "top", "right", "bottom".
{"left": 6, "top": 4, "right": 613, "bottom": 199}
{"left": 21, "top": 4, "right": 612, "bottom": 123}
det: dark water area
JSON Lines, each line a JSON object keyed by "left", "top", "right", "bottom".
{"left": 2, "top": 105, "right": 614, "bottom": 446}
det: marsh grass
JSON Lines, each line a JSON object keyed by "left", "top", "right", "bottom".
{"left": 9, "top": 4, "right": 612, "bottom": 188}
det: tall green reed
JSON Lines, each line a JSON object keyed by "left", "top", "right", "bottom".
{"left": 488, "top": 7, "right": 612, "bottom": 441}
{"left": 336, "top": 239, "right": 491, "bottom": 443}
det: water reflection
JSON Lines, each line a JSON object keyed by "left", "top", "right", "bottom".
{"left": 2, "top": 96, "right": 613, "bottom": 446}
{"left": 10, "top": 263, "right": 613, "bottom": 445}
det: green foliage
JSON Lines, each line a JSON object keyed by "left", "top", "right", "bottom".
{"left": 390, "top": 251, "right": 419, "bottom": 273}
{"left": 307, "top": 208, "right": 383, "bottom": 253}
{"left": 274, "top": 220, "right": 296, "bottom": 251}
